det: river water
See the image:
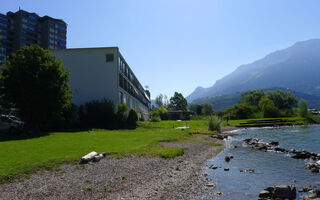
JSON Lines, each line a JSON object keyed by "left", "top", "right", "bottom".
{"left": 205, "top": 125, "right": 320, "bottom": 200}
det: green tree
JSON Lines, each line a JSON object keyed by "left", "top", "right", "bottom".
{"left": 155, "top": 94, "right": 164, "bottom": 108}
{"left": 224, "top": 104, "right": 256, "bottom": 119}
{"left": 266, "top": 90, "right": 298, "bottom": 109}
{"left": 258, "top": 97, "right": 279, "bottom": 118}
{"left": 298, "top": 99, "right": 308, "bottom": 117}
{"left": 0, "top": 44, "right": 72, "bottom": 130}
{"left": 168, "top": 92, "right": 187, "bottom": 111}
{"left": 239, "top": 89, "right": 265, "bottom": 106}
{"left": 158, "top": 106, "right": 168, "bottom": 120}
{"left": 201, "top": 102, "right": 213, "bottom": 115}
{"left": 150, "top": 109, "right": 161, "bottom": 122}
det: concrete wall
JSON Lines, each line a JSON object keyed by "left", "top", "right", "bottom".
{"left": 51, "top": 47, "right": 119, "bottom": 105}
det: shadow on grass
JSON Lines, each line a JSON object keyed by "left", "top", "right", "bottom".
{"left": 0, "top": 125, "right": 138, "bottom": 142}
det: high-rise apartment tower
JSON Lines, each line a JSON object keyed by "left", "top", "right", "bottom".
{"left": 0, "top": 9, "right": 67, "bottom": 64}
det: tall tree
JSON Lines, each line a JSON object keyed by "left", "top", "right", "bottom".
{"left": 155, "top": 94, "right": 164, "bottom": 108}
{"left": 0, "top": 44, "right": 72, "bottom": 130}
{"left": 239, "top": 89, "right": 265, "bottom": 106}
{"left": 298, "top": 99, "right": 308, "bottom": 117}
{"left": 168, "top": 92, "right": 187, "bottom": 111}
{"left": 266, "top": 90, "right": 298, "bottom": 109}
{"left": 201, "top": 102, "right": 213, "bottom": 115}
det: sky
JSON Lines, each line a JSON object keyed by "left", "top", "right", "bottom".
{"left": 1, "top": 0, "right": 320, "bottom": 100}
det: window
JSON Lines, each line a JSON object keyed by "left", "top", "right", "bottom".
{"left": 0, "top": 16, "right": 8, "bottom": 22}
{"left": 0, "top": 23, "right": 8, "bottom": 28}
{"left": 106, "top": 53, "right": 114, "bottom": 62}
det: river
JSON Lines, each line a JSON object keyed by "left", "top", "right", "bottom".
{"left": 205, "top": 125, "right": 320, "bottom": 199}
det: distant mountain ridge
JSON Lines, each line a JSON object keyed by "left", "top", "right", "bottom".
{"left": 192, "top": 87, "right": 320, "bottom": 110}
{"left": 187, "top": 39, "right": 320, "bottom": 104}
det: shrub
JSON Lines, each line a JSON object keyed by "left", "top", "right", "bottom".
{"left": 158, "top": 106, "right": 168, "bottom": 120}
{"left": 224, "top": 104, "right": 256, "bottom": 119}
{"left": 150, "top": 109, "right": 161, "bottom": 122}
{"left": 79, "top": 99, "right": 116, "bottom": 129}
{"left": 208, "top": 115, "right": 221, "bottom": 132}
{"left": 114, "top": 104, "right": 128, "bottom": 126}
{"left": 127, "top": 109, "right": 138, "bottom": 128}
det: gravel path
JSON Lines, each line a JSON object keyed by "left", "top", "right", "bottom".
{"left": 0, "top": 136, "right": 224, "bottom": 200}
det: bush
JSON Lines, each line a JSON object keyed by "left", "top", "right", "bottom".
{"left": 150, "top": 109, "right": 161, "bottom": 122}
{"left": 158, "top": 106, "right": 168, "bottom": 120}
{"left": 127, "top": 109, "right": 138, "bottom": 128}
{"left": 208, "top": 115, "right": 221, "bottom": 132}
{"left": 79, "top": 99, "right": 116, "bottom": 129}
{"left": 114, "top": 104, "right": 128, "bottom": 127}
{"left": 224, "top": 104, "right": 256, "bottom": 119}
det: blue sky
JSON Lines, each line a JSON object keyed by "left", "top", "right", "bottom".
{"left": 2, "top": 0, "right": 320, "bottom": 100}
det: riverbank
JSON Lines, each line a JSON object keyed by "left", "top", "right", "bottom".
{"left": 0, "top": 135, "right": 224, "bottom": 200}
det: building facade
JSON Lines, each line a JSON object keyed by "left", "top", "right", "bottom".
{"left": 51, "top": 47, "right": 151, "bottom": 119}
{"left": 0, "top": 9, "right": 67, "bottom": 64}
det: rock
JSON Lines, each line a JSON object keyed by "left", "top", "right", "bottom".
{"left": 225, "top": 155, "right": 233, "bottom": 162}
{"left": 300, "top": 189, "right": 320, "bottom": 199}
{"left": 239, "top": 169, "right": 244, "bottom": 172}
{"left": 270, "top": 141, "right": 279, "bottom": 146}
{"left": 273, "top": 185, "right": 296, "bottom": 199}
{"left": 216, "top": 191, "right": 223, "bottom": 195}
{"left": 209, "top": 165, "right": 218, "bottom": 170}
{"left": 259, "top": 190, "right": 272, "bottom": 198}
{"left": 211, "top": 135, "right": 225, "bottom": 140}
{"left": 245, "top": 168, "right": 254, "bottom": 173}
{"left": 206, "top": 182, "right": 215, "bottom": 187}
{"left": 298, "top": 186, "right": 312, "bottom": 193}
{"left": 274, "top": 147, "right": 286, "bottom": 153}
{"left": 310, "top": 167, "right": 319, "bottom": 173}
{"left": 224, "top": 168, "right": 229, "bottom": 171}
{"left": 92, "top": 154, "right": 104, "bottom": 162}
{"left": 80, "top": 151, "right": 98, "bottom": 164}
{"left": 292, "top": 151, "right": 311, "bottom": 159}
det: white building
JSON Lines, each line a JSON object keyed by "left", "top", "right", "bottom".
{"left": 51, "top": 47, "right": 151, "bottom": 119}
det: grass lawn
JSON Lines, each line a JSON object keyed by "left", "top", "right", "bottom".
{"left": 0, "top": 120, "right": 219, "bottom": 183}
{"left": 0, "top": 116, "right": 310, "bottom": 183}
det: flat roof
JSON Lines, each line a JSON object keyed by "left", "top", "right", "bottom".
{"left": 50, "top": 47, "right": 119, "bottom": 52}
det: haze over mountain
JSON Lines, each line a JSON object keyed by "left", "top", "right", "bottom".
{"left": 187, "top": 39, "right": 320, "bottom": 103}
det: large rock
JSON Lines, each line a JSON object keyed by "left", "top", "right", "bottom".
{"left": 273, "top": 185, "right": 296, "bottom": 199}
{"left": 259, "top": 190, "right": 272, "bottom": 198}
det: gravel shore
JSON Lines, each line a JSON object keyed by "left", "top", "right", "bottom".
{"left": 0, "top": 135, "right": 224, "bottom": 200}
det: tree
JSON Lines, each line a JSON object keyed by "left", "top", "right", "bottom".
{"left": 127, "top": 109, "right": 138, "bottom": 128}
{"left": 298, "top": 99, "right": 308, "bottom": 117}
{"left": 168, "top": 92, "right": 187, "bottom": 111}
{"left": 158, "top": 106, "right": 168, "bottom": 120}
{"left": 266, "top": 90, "right": 298, "bottom": 109}
{"left": 155, "top": 94, "right": 164, "bottom": 108}
{"left": 201, "top": 102, "right": 213, "bottom": 115}
{"left": 239, "top": 89, "right": 265, "bottom": 106}
{"left": 0, "top": 44, "right": 72, "bottom": 130}
{"left": 258, "top": 97, "right": 279, "bottom": 118}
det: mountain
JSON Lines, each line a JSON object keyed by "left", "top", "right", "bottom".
{"left": 192, "top": 87, "right": 320, "bottom": 110}
{"left": 187, "top": 39, "right": 320, "bottom": 104}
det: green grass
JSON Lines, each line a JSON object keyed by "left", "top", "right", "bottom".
{"left": 0, "top": 120, "right": 222, "bottom": 183}
{"left": 0, "top": 116, "right": 310, "bottom": 183}
{"left": 0, "top": 127, "right": 192, "bottom": 183}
